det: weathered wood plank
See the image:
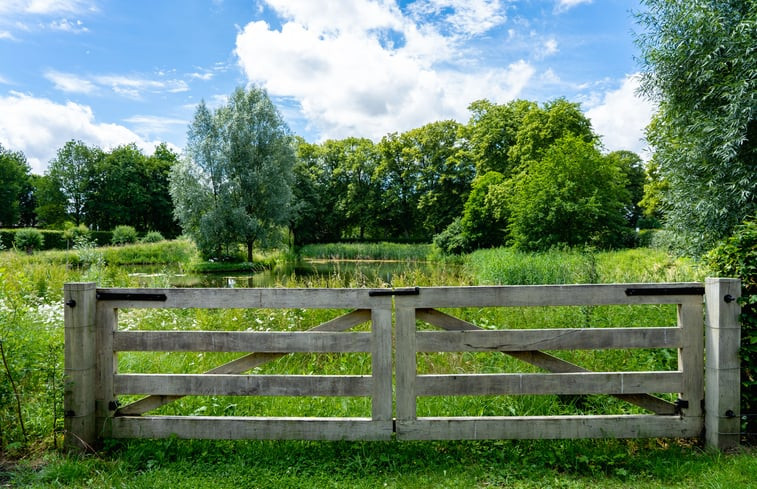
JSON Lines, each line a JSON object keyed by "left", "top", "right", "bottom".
{"left": 678, "top": 301, "right": 704, "bottom": 417}
{"left": 95, "top": 303, "right": 117, "bottom": 438}
{"left": 396, "top": 415, "right": 703, "bottom": 440}
{"left": 114, "top": 331, "right": 373, "bottom": 353}
{"left": 112, "top": 416, "right": 393, "bottom": 440}
{"left": 415, "top": 371, "right": 682, "bottom": 396}
{"left": 704, "top": 277, "right": 742, "bottom": 451}
{"left": 115, "top": 374, "right": 372, "bottom": 397}
{"left": 395, "top": 305, "right": 417, "bottom": 421}
{"left": 117, "top": 309, "right": 372, "bottom": 415}
{"left": 401, "top": 283, "right": 704, "bottom": 308}
{"left": 64, "top": 282, "right": 98, "bottom": 451}
{"left": 415, "top": 327, "right": 681, "bottom": 352}
{"left": 371, "top": 306, "right": 393, "bottom": 421}
{"left": 416, "top": 309, "right": 677, "bottom": 415}
{"left": 96, "top": 287, "right": 393, "bottom": 309}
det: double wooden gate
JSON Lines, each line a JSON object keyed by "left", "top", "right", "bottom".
{"left": 64, "top": 279, "right": 742, "bottom": 451}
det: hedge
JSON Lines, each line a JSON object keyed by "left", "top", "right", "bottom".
{"left": 0, "top": 229, "right": 113, "bottom": 251}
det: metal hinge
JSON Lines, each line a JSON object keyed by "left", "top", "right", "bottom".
{"left": 368, "top": 287, "right": 420, "bottom": 297}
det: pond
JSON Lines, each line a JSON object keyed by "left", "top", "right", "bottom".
{"left": 126, "top": 259, "right": 455, "bottom": 288}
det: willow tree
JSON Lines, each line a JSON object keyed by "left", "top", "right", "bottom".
{"left": 170, "top": 87, "right": 295, "bottom": 261}
{"left": 637, "top": 0, "right": 757, "bottom": 254}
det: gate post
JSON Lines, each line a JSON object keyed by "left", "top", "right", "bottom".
{"left": 704, "top": 277, "right": 741, "bottom": 451}
{"left": 63, "top": 282, "right": 97, "bottom": 452}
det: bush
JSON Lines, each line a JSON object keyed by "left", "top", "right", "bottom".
{"left": 63, "top": 224, "right": 91, "bottom": 243}
{"left": 433, "top": 218, "right": 470, "bottom": 255}
{"left": 706, "top": 216, "right": 757, "bottom": 438}
{"left": 141, "top": 231, "right": 164, "bottom": 243}
{"left": 111, "top": 225, "right": 138, "bottom": 246}
{"left": 13, "top": 228, "right": 44, "bottom": 253}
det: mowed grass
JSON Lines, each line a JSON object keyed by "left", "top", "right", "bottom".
{"left": 3, "top": 242, "right": 751, "bottom": 489}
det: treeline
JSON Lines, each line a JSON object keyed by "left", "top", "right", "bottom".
{"left": 291, "top": 98, "right": 651, "bottom": 252}
{"left": 0, "top": 141, "right": 181, "bottom": 238}
{"left": 1, "top": 95, "right": 654, "bottom": 255}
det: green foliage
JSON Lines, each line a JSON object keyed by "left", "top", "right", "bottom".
{"left": 432, "top": 217, "right": 470, "bottom": 255}
{"left": 706, "top": 216, "right": 757, "bottom": 435}
{"left": 111, "top": 225, "right": 138, "bottom": 246}
{"left": 0, "top": 143, "right": 31, "bottom": 228}
{"left": 508, "top": 136, "right": 633, "bottom": 251}
{"left": 13, "top": 228, "right": 44, "bottom": 253}
{"left": 459, "top": 171, "right": 508, "bottom": 250}
{"left": 299, "top": 242, "right": 432, "bottom": 261}
{"left": 141, "top": 231, "right": 165, "bottom": 243}
{"left": 637, "top": 0, "right": 757, "bottom": 254}
{"left": 171, "top": 88, "right": 295, "bottom": 261}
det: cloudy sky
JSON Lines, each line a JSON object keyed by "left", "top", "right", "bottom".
{"left": 0, "top": 0, "right": 655, "bottom": 174}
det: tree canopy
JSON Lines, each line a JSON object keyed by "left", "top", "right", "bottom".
{"left": 637, "top": 0, "right": 757, "bottom": 254}
{"left": 170, "top": 87, "right": 295, "bottom": 261}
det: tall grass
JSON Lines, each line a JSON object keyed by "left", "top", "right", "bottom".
{"left": 299, "top": 242, "right": 433, "bottom": 261}
{"left": 467, "top": 247, "right": 704, "bottom": 285}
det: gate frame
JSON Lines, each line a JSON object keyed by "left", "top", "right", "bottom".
{"left": 63, "top": 279, "right": 741, "bottom": 451}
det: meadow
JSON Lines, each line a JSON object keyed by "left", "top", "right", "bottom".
{"left": 1, "top": 241, "right": 754, "bottom": 488}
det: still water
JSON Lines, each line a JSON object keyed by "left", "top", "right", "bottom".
{"left": 127, "top": 259, "right": 450, "bottom": 288}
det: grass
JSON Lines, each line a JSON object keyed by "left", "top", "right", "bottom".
{"left": 1, "top": 242, "right": 750, "bottom": 488}
{"left": 5, "top": 439, "right": 756, "bottom": 488}
{"left": 299, "top": 242, "right": 434, "bottom": 261}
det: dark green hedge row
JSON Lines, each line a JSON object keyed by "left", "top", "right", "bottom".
{"left": 0, "top": 229, "right": 113, "bottom": 250}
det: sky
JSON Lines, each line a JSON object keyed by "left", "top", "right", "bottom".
{"left": 0, "top": 0, "right": 656, "bottom": 175}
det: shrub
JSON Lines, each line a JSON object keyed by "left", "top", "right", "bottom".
{"left": 111, "top": 225, "right": 138, "bottom": 246}
{"left": 706, "top": 216, "right": 757, "bottom": 437}
{"left": 63, "top": 224, "right": 91, "bottom": 243}
{"left": 433, "top": 217, "right": 470, "bottom": 255}
{"left": 141, "top": 231, "right": 164, "bottom": 243}
{"left": 13, "top": 228, "right": 44, "bottom": 253}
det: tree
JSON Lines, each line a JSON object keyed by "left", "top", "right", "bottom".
{"left": 463, "top": 99, "right": 536, "bottom": 176}
{"left": 0, "top": 144, "right": 30, "bottom": 227}
{"left": 401, "top": 121, "right": 473, "bottom": 237}
{"left": 47, "top": 140, "right": 101, "bottom": 226}
{"left": 637, "top": 0, "right": 757, "bottom": 254}
{"left": 605, "top": 150, "right": 646, "bottom": 229}
{"left": 34, "top": 174, "right": 68, "bottom": 228}
{"left": 508, "top": 98, "right": 596, "bottom": 170}
{"left": 508, "top": 135, "right": 631, "bottom": 251}
{"left": 171, "top": 87, "right": 295, "bottom": 261}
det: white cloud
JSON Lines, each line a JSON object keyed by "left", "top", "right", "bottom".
{"left": 123, "top": 115, "right": 187, "bottom": 135}
{"left": 543, "top": 38, "right": 558, "bottom": 56}
{"left": 48, "top": 18, "right": 88, "bottom": 33}
{"left": 0, "top": 92, "right": 167, "bottom": 174}
{"left": 236, "top": 1, "right": 532, "bottom": 140}
{"left": 555, "top": 0, "right": 592, "bottom": 13}
{"left": 0, "top": 30, "right": 18, "bottom": 40}
{"left": 44, "top": 71, "right": 190, "bottom": 99}
{"left": 409, "top": 0, "right": 507, "bottom": 36}
{"left": 585, "top": 74, "right": 656, "bottom": 158}
{"left": 44, "top": 70, "right": 97, "bottom": 93}
{"left": 0, "top": 0, "right": 97, "bottom": 15}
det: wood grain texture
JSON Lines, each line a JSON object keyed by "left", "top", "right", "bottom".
{"left": 396, "top": 415, "right": 703, "bottom": 440}
{"left": 112, "top": 416, "right": 393, "bottom": 440}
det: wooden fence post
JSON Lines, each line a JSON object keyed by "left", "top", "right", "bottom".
{"left": 704, "top": 277, "right": 741, "bottom": 451}
{"left": 63, "top": 282, "right": 97, "bottom": 452}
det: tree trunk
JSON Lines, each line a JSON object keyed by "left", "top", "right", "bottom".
{"left": 247, "top": 240, "right": 254, "bottom": 263}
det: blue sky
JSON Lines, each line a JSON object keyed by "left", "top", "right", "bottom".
{"left": 0, "top": 0, "right": 655, "bottom": 174}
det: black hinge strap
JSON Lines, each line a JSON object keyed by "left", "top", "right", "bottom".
{"left": 368, "top": 287, "right": 420, "bottom": 297}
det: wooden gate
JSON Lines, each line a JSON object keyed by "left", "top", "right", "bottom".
{"left": 64, "top": 279, "right": 741, "bottom": 451}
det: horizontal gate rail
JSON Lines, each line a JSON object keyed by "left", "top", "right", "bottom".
{"left": 64, "top": 280, "right": 742, "bottom": 451}
{"left": 394, "top": 283, "right": 711, "bottom": 442}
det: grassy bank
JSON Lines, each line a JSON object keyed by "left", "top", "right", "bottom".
{"left": 2, "top": 243, "right": 748, "bottom": 488}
